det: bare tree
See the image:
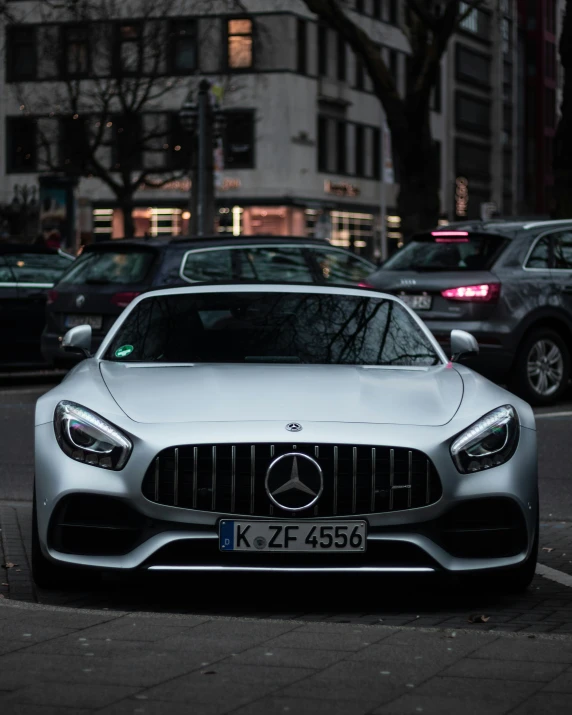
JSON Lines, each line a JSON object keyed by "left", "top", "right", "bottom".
{"left": 301, "top": 0, "right": 486, "bottom": 238}
{"left": 10, "top": 0, "right": 247, "bottom": 237}
{"left": 554, "top": 0, "right": 572, "bottom": 218}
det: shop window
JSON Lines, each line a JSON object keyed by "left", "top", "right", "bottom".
{"left": 62, "top": 25, "right": 90, "bottom": 77}
{"left": 7, "top": 26, "right": 37, "bottom": 81}
{"left": 330, "top": 211, "right": 374, "bottom": 253}
{"left": 168, "top": 20, "right": 197, "bottom": 74}
{"left": 6, "top": 117, "right": 37, "bottom": 172}
{"left": 227, "top": 18, "right": 253, "bottom": 69}
{"left": 114, "top": 23, "right": 143, "bottom": 75}
{"left": 297, "top": 18, "right": 307, "bottom": 75}
{"left": 225, "top": 111, "right": 255, "bottom": 169}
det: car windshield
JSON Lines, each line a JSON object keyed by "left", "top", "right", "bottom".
{"left": 105, "top": 291, "right": 440, "bottom": 366}
{"left": 59, "top": 250, "right": 155, "bottom": 285}
{"left": 3, "top": 252, "right": 72, "bottom": 284}
{"left": 383, "top": 232, "right": 508, "bottom": 272}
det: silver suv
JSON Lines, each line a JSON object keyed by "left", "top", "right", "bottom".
{"left": 366, "top": 219, "right": 572, "bottom": 405}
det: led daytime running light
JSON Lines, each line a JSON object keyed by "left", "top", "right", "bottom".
{"left": 451, "top": 406, "right": 513, "bottom": 456}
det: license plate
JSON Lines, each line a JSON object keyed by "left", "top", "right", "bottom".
{"left": 219, "top": 520, "right": 367, "bottom": 552}
{"left": 399, "top": 294, "right": 432, "bottom": 311}
{"left": 65, "top": 314, "right": 103, "bottom": 330}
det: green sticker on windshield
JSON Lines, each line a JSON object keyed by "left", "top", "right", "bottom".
{"left": 115, "top": 345, "right": 134, "bottom": 359}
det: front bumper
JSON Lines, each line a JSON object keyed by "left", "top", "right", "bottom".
{"left": 34, "top": 420, "right": 538, "bottom": 575}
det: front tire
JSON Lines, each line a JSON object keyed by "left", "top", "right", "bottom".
{"left": 512, "top": 328, "right": 570, "bottom": 406}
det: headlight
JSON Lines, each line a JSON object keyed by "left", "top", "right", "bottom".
{"left": 450, "top": 405, "right": 519, "bottom": 474}
{"left": 54, "top": 401, "right": 132, "bottom": 470}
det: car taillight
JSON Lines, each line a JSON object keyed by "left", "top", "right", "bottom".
{"left": 111, "top": 292, "right": 141, "bottom": 308}
{"left": 358, "top": 282, "right": 373, "bottom": 288}
{"left": 47, "top": 290, "right": 58, "bottom": 305}
{"left": 441, "top": 283, "right": 501, "bottom": 302}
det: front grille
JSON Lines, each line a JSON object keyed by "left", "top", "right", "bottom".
{"left": 141, "top": 443, "right": 442, "bottom": 518}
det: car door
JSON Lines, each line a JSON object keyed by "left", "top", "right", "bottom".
{"left": 549, "top": 229, "right": 572, "bottom": 316}
{"left": 0, "top": 258, "right": 20, "bottom": 362}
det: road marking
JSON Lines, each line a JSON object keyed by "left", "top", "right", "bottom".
{"left": 536, "top": 563, "right": 572, "bottom": 588}
{"left": 535, "top": 411, "right": 572, "bottom": 419}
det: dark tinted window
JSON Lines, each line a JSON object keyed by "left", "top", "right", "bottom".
{"left": 181, "top": 250, "right": 235, "bottom": 282}
{"left": 310, "top": 249, "right": 373, "bottom": 283}
{"left": 59, "top": 251, "right": 155, "bottom": 285}
{"left": 552, "top": 231, "right": 572, "bottom": 269}
{"left": 225, "top": 111, "right": 255, "bottom": 169}
{"left": 169, "top": 20, "right": 197, "bottom": 73}
{"left": 0, "top": 259, "right": 15, "bottom": 283}
{"left": 7, "top": 26, "right": 37, "bottom": 81}
{"left": 526, "top": 237, "right": 550, "bottom": 269}
{"left": 4, "top": 253, "right": 72, "bottom": 284}
{"left": 383, "top": 232, "right": 507, "bottom": 271}
{"left": 106, "top": 292, "right": 439, "bottom": 366}
{"left": 243, "top": 247, "right": 313, "bottom": 282}
{"left": 7, "top": 117, "right": 37, "bottom": 172}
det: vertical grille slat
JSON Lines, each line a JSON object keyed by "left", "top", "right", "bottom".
{"left": 143, "top": 442, "right": 442, "bottom": 517}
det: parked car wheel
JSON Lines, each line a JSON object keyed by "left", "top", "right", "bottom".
{"left": 512, "top": 329, "right": 570, "bottom": 406}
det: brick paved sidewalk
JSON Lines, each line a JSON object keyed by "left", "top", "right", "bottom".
{"left": 2, "top": 598, "right": 572, "bottom": 714}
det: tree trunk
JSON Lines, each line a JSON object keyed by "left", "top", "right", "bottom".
{"left": 553, "top": 0, "right": 572, "bottom": 218}
{"left": 394, "top": 111, "right": 440, "bottom": 239}
{"left": 119, "top": 197, "right": 135, "bottom": 238}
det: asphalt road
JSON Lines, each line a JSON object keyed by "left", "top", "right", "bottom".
{"left": 1, "top": 376, "right": 571, "bottom": 519}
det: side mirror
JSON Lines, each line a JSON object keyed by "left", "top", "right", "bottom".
{"left": 62, "top": 325, "right": 92, "bottom": 359}
{"left": 451, "top": 329, "right": 479, "bottom": 362}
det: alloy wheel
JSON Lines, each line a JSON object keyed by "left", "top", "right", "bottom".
{"left": 526, "top": 339, "right": 564, "bottom": 397}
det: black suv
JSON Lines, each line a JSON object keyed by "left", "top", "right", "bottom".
{"left": 367, "top": 219, "right": 572, "bottom": 405}
{"left": 42, "top": 235, "right": 374, "bottom": 366}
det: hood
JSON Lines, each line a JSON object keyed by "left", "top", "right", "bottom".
{"left": 100, "top": 362, "right": 463, "bottom": 426}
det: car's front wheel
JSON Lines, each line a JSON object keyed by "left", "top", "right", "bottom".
{"left": 512, "top": 328, "right": 570, "bottom": 406}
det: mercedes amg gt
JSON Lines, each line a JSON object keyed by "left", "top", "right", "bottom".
{"left": 33, "top": 284, "right": 538, "bottom": 591}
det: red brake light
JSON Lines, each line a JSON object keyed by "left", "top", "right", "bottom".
{"left": 47, "top": 289, "right": 58, "bottom": 305}
{"left": 111, "top": 292, "right": 141, "bottom": 308}
{"left": 441, "top": 284, "right": 501, "bottom": 302}
{"left": 358, "top": 282, "right": 373, "bottom": 288}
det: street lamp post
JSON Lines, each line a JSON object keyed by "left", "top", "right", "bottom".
{"left": 179, "top": 80, "right": 226, "bottom": 238}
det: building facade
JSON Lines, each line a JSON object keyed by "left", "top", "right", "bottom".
{"left": 0, "top": 0, "right": 535, "bottom": 256}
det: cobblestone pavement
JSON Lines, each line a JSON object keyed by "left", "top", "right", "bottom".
{"left": 3, "top": 502, "right": 572, "bottom": 635}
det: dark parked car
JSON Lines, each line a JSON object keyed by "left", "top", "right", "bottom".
{"left": 0, "top": 244, "right": 74, "bottom": 366}
{"left": 366, "top": 219, "right": 572, "bottom": 405}
{"left": 42, "top": 235, "right": 375, "bottom": 366}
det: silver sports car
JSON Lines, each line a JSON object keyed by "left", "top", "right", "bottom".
{"left": 33, "top": 284, "right": 538, "bottom": 591}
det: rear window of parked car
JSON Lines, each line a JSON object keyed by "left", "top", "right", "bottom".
{"left": 3, "top": 253, "right": 72, "bottom": 284}
{"left": 59, "top": 250, "right": 156, "bottom": 285}
{"left": 383, "top": 232, "right": 508, "bottom": 272}
{"left": 309, "top": 248, "right": 373, "bottom": 283}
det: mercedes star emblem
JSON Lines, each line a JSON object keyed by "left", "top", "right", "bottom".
{"left": 286, "top": 422, "right": 302, "bottom": 432}
{"left": 265, "top": 452, "right": 323, "bottom": 511}
{"left": 76, "top": 294, "right": 86, "bottom": 308}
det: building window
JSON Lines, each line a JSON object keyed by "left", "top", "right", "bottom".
{"left": 62, "top": 25, "right": 90, "bottom": 77}
{"left": 546, "top": 0, "right": 556, "bottom": 33}
{"left": 336, "top": 33, "right": 346, "bottom": 82}
{"left": 373, "top": 0, "right": 382, "bottom": 20}
{"left": 318, "top": 24, "right": 328, "bottom": 77}
{"left": 6, "top": 117, "right": 37, "bottom": 172}
{"left": 7, "top": 26, "right": 37, "bottom": 81}
{"left": 388, "top": 49, "right": 398, "bottom": 84}
{"left": 373, "top": 127, "right": 381, "bottom": 180}
{"left": 168, "top": 113, "right": 191, "bottom": 170}
{"left": 355, "top": 0, "right": 365, "bottom": 13}
{"left": 355, "top": 125, "right": 364, "bottom": 177}
{"left": 456, "top": 93, "right": 491, "bottom": 134}
{"left": 225, "top": 111, "right": 255, "bottom": 168}
{"left": 115, "top": 23, "right": 143, "bottom": 75}
{"left": 431, "top": 65, "right": 442, "bottom": 112}
{"left": 460, "top": 2, "right": 479, "bottom": 32}
{"left": 112, "top": 115, "right": 142, "bottom": 170}
{"left": 318, "top": 116, "right": 329, "bottom": 172}
{"left": 336, "top": 121, "right": 347, "bottom": 174}
{"left": 456, "top": 45, "right": 490, "bottom": 87}
{"left": 388, "top": 0, "right": 398, "bottom": 24}
{"left": 330, "top": 211, "right": 374, "bottom": 251}
{"left": 455, "top": 140, "right": 490, "bottom": 179}
{"left": 59, "top": 116, "right": 88, "bottom": 172}
{"left": 168, "top": 20, "right": 197, "bottom": 74}
{"left": 297, "top": 18, "right": 307, "bottom": 75}
{"left": 227, "top": 18, "right": 253, "bottom": 69}
{"left": 501, "top": 18, "right": 511, "bottom": 55}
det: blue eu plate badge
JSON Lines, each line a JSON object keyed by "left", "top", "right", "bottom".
{"left": 220, "top": 521, "right": 235, "bottom": 551}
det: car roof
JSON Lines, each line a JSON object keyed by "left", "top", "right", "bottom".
{"left": 435, "top": 219, "right": 572, "bottom": 236}
{"left": 82, "top": 235, "right": 333, "bottom": 253}
{"left": 0, "top": 243, "right": 62, "bottom": 255}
